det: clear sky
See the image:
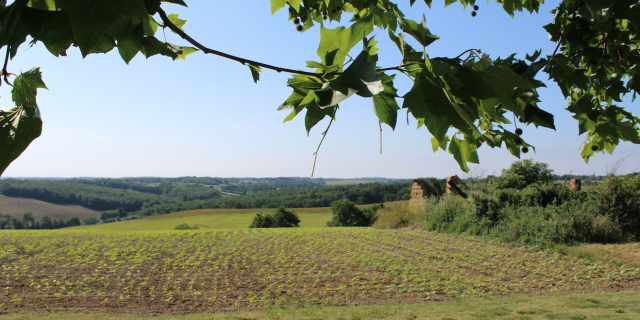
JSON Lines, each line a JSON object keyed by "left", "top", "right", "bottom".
{"left": 1, "top": 0, "right": 637, "bottom": 179}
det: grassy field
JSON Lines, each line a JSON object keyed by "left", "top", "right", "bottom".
{"left": 0, "top": 228, "right": 637, "bottom": 316}
{"left": 2, "top": 290, "right": 639, "bottom": 319}
{"left": 69, "top": 203, "right": 396, "bottom": 231}
{"left": 323, "top": 179, "right": 390, "bottom": 186}
{"left": 0, "top": 195, "right": 99, "bottom": 220}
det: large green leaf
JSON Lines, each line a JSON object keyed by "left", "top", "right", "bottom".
{"left": 55, "top": 0, "right": 148, "bottom": 57}
{"left": 316, "top": 13, "right": 374, "bottom": 66}
{"left": 448, "top": 135, "right": 479, "bottom": 172}
{"left": 331, "top": 49, "right": 381, "bottom": 98}
{"left": 396, "top": 14, "right": 439, "bottom": 48}
{"left": 0, "top": 106, "right": 42, "bottom": 176}
{"left": 31, "top": 11, "right": 75, "bottom": 56}
{"left": 107, "top": 18, "right": 145, "bottom": 63}
{"left": 11, "top": 68, "right": 48, "bottom": 108}
{"left": 372, "top": 73, "right": 399, "bottom": 130}
{"left": 0, "top": 68, "right": 48, "bottom": 176}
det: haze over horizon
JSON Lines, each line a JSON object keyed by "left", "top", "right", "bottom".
{"left": 1, "top": 0, "right": 637, "bottom": 179}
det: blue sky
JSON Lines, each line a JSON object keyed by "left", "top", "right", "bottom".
{"left": 1, "top": 0, "right": 638, "bottom": 178}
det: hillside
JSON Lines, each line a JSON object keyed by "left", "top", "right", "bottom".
{"left": 0, "top": 195, "right": 99, "bottom": 220}
{"left": 69, "top": 202, "right": 391, "bottom": 231}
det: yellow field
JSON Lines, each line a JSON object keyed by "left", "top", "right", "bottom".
{"left": 69, "top": 202, "right": 400, "bottom": 231}
{"left": 0, "top": 194, "right": 99, "bottom": 220}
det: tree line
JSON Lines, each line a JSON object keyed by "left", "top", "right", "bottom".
{"left": 0, "top": 179, "right": 176, "bottom": 212}
{"left": 127, "top": 182, "right": 411, "bottom": 220}
{"left": 0, "top": 212, "right": 83, "bottom": 230}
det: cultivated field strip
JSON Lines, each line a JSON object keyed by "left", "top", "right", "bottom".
{"left": 0, "top": 229, "right": 638, "bottom": 315}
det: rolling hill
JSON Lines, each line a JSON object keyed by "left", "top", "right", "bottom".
{"left": 0, "top": 195, "right": 99, "bottom": 220}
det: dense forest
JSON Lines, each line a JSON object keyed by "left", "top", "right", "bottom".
{"left": 0, "top": 179, "right": 177, "bottom": 212}
{"left": 128, "top": 182, "right": 412, "bottom": 219}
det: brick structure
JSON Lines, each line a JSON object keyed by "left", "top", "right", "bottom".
{"left": 570, "top": 179, "right": 581, "bottom": 191}
{"left": 409, "top": 179, "right": 431, "bottom": 209}
{"left": 445, "top": 175, "right": 461, "bottom": 194}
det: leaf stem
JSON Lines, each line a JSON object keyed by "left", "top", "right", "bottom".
{"left": 379, "top": 121, "right": 382, "bottom": 154}
{"left": 1, "top": 45, "right": 10, "bottom": 86}
{"left": 311, "top": 109, "right": 336, "bottom": 177}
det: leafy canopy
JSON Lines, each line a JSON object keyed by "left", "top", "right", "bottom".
{"left": 0, "top": 0, "right": 638, "bottom": 176}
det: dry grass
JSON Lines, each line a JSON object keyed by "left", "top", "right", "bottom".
{"left": 0, "top": 195, "right": 99, "bottom": 220}
{"left": 374, "top": 201, "right": 422, "bottom": 229}
{"left": 563, "top": 242, "right": 640, "bottom": 268}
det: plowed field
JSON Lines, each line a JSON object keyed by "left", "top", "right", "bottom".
{"left": 0, "top": 229, "right": 638, "bottom": 316}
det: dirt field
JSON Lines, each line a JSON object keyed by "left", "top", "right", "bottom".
{"left": 0, "top": 228, "right": 637, "bottom": 316}
{"left": 0, "top": 195, "right": 99, "bottom": 220}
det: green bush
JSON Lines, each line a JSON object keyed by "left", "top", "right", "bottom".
{"left": 491, "top": 159, "right": 554, "bottom": 190}
{"left": 174, "top": 223, "right": 199, "bottom": 230}
{"left": 420, "top": 172, "right": 639, "bottom": 247}
{"left": 327, "top": 199, "right": 381, "bottom": 227}
{"left": 249, "top": 206, "right": 300, "bottom": 228}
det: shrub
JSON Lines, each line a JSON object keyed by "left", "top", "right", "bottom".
{"left": 174, "top": 223, "right": 199, "bottom": 230}
{"left": 249, "top": 206, "right": 300, "bottom": 228}
{"left": 419, "top": 174, "right": 639, "bottom": 247}
{"left": 327, "top": 199, "right": 379, "bottom": 227}
{"left": 491, "top": 159, "right": 554, "bottom": 190}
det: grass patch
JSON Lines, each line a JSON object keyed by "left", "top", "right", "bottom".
{"left": 68, "top": 203, "right": 406, "bottom": 231}
{"left": 560, "top": 242, "right": 640, "bottom": 268}
{"left": 2, "top": 291, "right": 639, "bottom": 319}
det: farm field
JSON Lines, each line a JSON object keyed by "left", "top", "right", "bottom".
{"left": 0, "top": 229, "right": 638, "bottom": 316}
{"left": 68, "top": 203, "right": 394, "bottom": 231}
{"left": 0, "top": 195, "right": 99, "bottom": 220}
{"left": 323, "top": 179, "right": 389, "bottom": 186}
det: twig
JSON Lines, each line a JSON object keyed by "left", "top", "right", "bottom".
{"left": 378, "top": 121, "right": 382, "bottom": 154}
{"left": 1, "top": 45, "right": 10, "bottom": 86}
{"left": 157, "top": 8, "right": 417, "bottom": 79}
{"left": 311, "top": 109, "right": 336, "bottom": 177}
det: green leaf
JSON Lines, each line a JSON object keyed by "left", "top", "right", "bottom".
{"left": 271, "top": 0, "right": 286, "bottom": 15}
{"left": 27, "top": 0, "right": 57, "bottom": 10}
{"left": 11, "top": 68, "right": 48, "bottom": 109}
{"left": 88, "top": 34, "right": 116, "bottom": 54}
{"left": 0, "top": 0, "right": 29, "bottom": 49}
{"left": 107, "top": 18, "right": 145, "bottom": 63}
{"left": 0, "top": 68, "right": 47, "bottom": 176}
{"left": 20, "top": 7, "right": 58, "bottom": 39}
{"left": 31, "top": 11, "right": 75, "bottom": 57}
{"left": 248, "top": 64, "right": 261, "bottom": 83}
{"left": 177, "top": 46, "right": 197, "bottom": 60}
{"left": 524, "top": 104, "right": 555, "bottom": 130}
{"left": 372, "top": 72, "right": 400, "bottom": 130}
{"left": 396, "top": 14, "right": 439, "bottom": 48}
{"left": 55, "top": 0, "right": 148, "bottom": 57}
{"left": 305, "top": 103, "right": 334, "bottom": 135}
{"left": 448, "top": 136, "right": 479, "bottom": 172}
{"left": 388, "top": 30, "right": 422, "bottom": 65}
{"left": 167, "top": 13, "right": 186, "bottom": 32}
{"left": 316, "top": 13, "right": 374, "bottom": 66}
{"left": 0, "top": 106, "right": 42, "bottom": 176}
{"left": 331, "top": 49, "right": 381, "bottom": 98}
{"left": 140, "top": 36, "right": 182, "bottom": 60}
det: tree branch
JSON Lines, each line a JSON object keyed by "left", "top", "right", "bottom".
{"left": 157, "top": 8, "right": 417, "bottom": 79}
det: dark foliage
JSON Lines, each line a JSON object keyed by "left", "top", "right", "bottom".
{"left": 327, "top": 199, "right": 382, "bottom": 227}
{"left": 249, "top": 206, "right": 300, "bottom": 228}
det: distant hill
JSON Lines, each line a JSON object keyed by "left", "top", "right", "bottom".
{"left": 0, "top": 195, "right": 99, "bottom": 220}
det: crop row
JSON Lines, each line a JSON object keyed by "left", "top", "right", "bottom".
{"left": 0, "top": 229, "right": 638, "bottom": 314}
